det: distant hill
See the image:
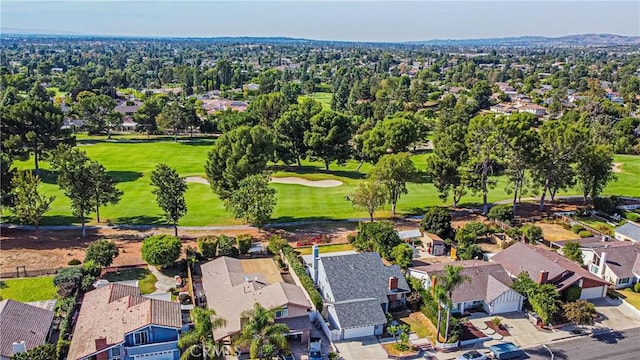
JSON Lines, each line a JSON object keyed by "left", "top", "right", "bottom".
{"left": 412, "top": 34, "right": 640, "bottom": 46}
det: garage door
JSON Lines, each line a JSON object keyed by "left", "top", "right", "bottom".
{"left": 133, "top": 350, "right": 176, "bottom": 360}
{"left": 491, "top": 300, "right": 521, "bottom": 315}
{"left": 580, "top": 286, "right": 605, "bottom": 300}
{"left": 343, "top": 325, "right": 374, "bottom": 339}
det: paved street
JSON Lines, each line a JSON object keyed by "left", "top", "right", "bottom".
{"left": 525, "top": 326, "right": 640, "bottom": 360}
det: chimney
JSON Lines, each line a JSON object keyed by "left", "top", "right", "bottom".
{"left": 599, "top": 252, "right": 607, "bottom": 276}
{"left": 539, "top": 270, "right": 549, "bottom": 284}
{"left": 312, "top": 244, "right": 319, "bottom": 283}
{"left": 95, "top": 338, "right": 109, "bottom": 360}
{"left": 389, "top": 276, "right": 399, "bottom": 291}
{"left": 11, "top": 342, "right": 26, "bottom": 355}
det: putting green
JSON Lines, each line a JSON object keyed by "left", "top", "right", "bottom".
{"left": 9, "top": 135, "right": 640, "bottom": 226}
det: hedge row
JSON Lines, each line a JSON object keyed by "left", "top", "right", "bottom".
{"left": 282, "top": 246, "right": 324, "bottom": 312}
{"left": 56, "top": 296, "right": 78, "bottom": 360}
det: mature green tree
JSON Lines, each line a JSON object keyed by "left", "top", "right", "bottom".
{"left": 10, "top": 170, "right": 55, "bottom": 241}
{"left": 178, "top": 307, "right": 226, "bottom": 360}
{"left": 420, "top": 207, "right": 454, "bottom": 240}
{"left": 427, "top": 123, "right": 468, "bottom": 207}
{"left": 215, "top": 110, "right": 259, "bottom": 133}
{"left": 225, "top": 173, "right": 276, "bottom": 228}
{"left": 512, "top": 271, "right": 538, "bottom": 296}
{"left": 237, "top": 303, "right": 290, "bottom": 360}
{"left": 576, "top": 144, "right": 615, "bottom": 203}
{"left": 273, "top": 99, "right": 321, "bottom": 166}
{"left": 157, "top": 99, "right": 188, "bottom": 142}
{"left": 10, "top": 344, "right": 56, "bottom": 360}
{"left": 85, "top": 240, "right": 119, "bottom": 267}
{"left": 563, "top": 241, "right": 584, "bottom": 265}
{"left": 133, "top": 95, "right": 167, "bottom": 136}
{"left": 87, "top": 161, "right": 122, "bottom": 223}
{"left": 205, "top": 125, "right": 275, "bottom": 199}
{"left": 350, "top": 180, "right": 387, "bottom": 222}
{"left": 391, "top": 243, "right": 413, "bottom": 268}
{"left": 74, "top": 92, "right": 119, "bottom": 137}
{"left": 150, "top": 163, "right": 187, "bottom": 236}
{"left": 0, "top": 153, "right": 15, "bottom": 207}
{"left": 612, "top": 117, "right": 640, "bottom": 154}
{"left": 141, "top": 234, "right": 182, "bottom": 268}
{"left": 52, "top": 146, "right": 95, "bottom": 238}
{"left": 359, "top": 117, "right": 419, "bottom": 163}
{"left": 530, "top": 283, "right": 560, "bottom": 325}
{"left": 438, "top": 265, "right": 470, "bottom": 342}
{"left": 465, "top": 114, "right": 504, "bottom": 215}
{"left": 351, "top": 221, "right": 402, "bottom": 260}
{"left": 369, "top": 153, "right": 417, "bottom": 215}
{"left": 304, "top": 110, "right": 353, "bottom": 171}
{"left": 563, "top": 300, "right": 596, "bottom": 328}
{"left": 532, "top": 119, "right": 589, "bottom": 210}
{"left": 521, "top": 224, "right": 543, "bottom": 243}
{"left": 3, "top": 86, "right": 73, "bottom": 174}
{"left": 470, "top": 80, "right": 492, "bottom": 109}
{"left": 248, "top": 92, "right": 288, "bottom": 127}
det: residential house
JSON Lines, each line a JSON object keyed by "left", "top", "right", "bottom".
{"left": 409, "top": 260, "right": 524, "bottom": 315}
{"left": 614, "top": 222, "right": 640, "bottom": 242}
{"left": 305, "top": 251, "right": 410, "bottom": 339}
{"left": 67, "top": 284, "right": 183, "bottom": 360}
{"left": 586, "top": 244, "right": 640, "bottom": 289}
{"left": 490, "top": 103, "right": 518, "bottom": 115}
{"left": 490, "top": 243, "right": 608, "bottom": 300}
{"left": 0, "top": 300, "right": 55, "bottom": 360}
{"left": 516, "top": 103, "right": 547, "bottom": 117}
{"left": 200, "top": 257, "right": 313, "bottom": 342}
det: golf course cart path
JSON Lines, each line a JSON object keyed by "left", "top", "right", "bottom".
{"left": 184, "top": 175, "right": 343, "bottom": 188}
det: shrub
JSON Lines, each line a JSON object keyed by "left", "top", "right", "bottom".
{"left": 185, "top": 245, "right": 200, "bottom": 262}
{"left": 197, "top": 236, "right": 218, "bottom": 258}
{"left": 564, "top": 285, "right": 582, "bottom": 302}
{"left": 267, "top": 235, "right": 289, "bottom": 255}
{"left": 579, "top": 230, "right": 593, "bottom": 238}
{"left": 282, "top": 246, "right": 323, "bottom": 312}
{"left": 571, "top": 224, "right": 585, "bottom": 234}
{"left": 634, "top": 283, "right": 640, "bottom": 293}
{"left": 624, "top": 212, "right": 640, "bottom": 222}
{"left": 488, "top": 204, "right": 514, "bottom": 223}
{"left": 141, "top": 235, "right": 182, "bottom": 267}
{"left": 505, "top": 227, "right": 522, "bottom": 240}
{"left": 11, "top": 343, "right": 56, "bottom": 360}
{"left": 491, "top": 317, "right": 502, "bottom": 327}
{"left": 521, "top": 224, "right": 544, "bottom": 243}
{"left": 217, "top": 235, "right": 236, "bottom": 257}
{"left": 82, "top": 260, "right": 102, "bottom": 277}
{"left": 80, "top": 274, "right": 96, "bottom": 291}
{"left": 236, "top": 234, "right": 252, "bottom": 254}
{"left": 67, "top": 259, "right": 81, "bottom": 266}
{"left": 84, "top": 240, "right": 119, "bottom": 267}
{"left": 54, "top": 267, "right": 84, "bottom": 296}
{"left": 421, "top": 207, "right": 454, "bottom": 239}
{"left": 593, "top": 196, "right": 623, "bottom": 215}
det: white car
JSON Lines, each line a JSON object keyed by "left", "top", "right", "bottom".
{"left": 455, "top": 350, "right": 487, "bottom": 360}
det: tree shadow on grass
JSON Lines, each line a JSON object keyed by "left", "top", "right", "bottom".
{"left": 179, "top": 138, "right": 217, "bottom": 146}
{"left": 268, "top": 215, "right": 340, "bottom": 225}
{"left": 40, "top": 215, "right": 85, "bottom": 226}
{"left": 109, "top": 215, "right": 164, "bottom": 226}
{"left": 38, "top": 169, "right": 59, "bottom": 184}
{"left": 106, "top": 171, "right": 143, "bottom": 183}
{"left": 267, "top": 165, "right": 367, "bottom": 180}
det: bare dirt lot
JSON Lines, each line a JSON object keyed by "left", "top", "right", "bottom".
{"left": 534, "top": 222, "right": 580, "bottom": 241}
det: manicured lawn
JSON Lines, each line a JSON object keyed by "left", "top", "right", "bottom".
{"left": 575, "top": 217, "right": 617, "bottom": 233}
{"left": 296, "top": 243, "right": 354, "bottom": 255}
{"left": 619, "top": 289, "right": 640, "bottom": 311}
{"left": 10, "top": 137, "right": 640, "bottom": 226}
{"left": 298, "top": 92, "right": 332, "bottom": 110}
{"left": 0, "top": 276, "right": 58, "bottom": 302}
{"left": 102, "top": 267, "right": 157, "bottom": 294}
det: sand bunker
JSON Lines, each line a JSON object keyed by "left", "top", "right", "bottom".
{"left": 184, "top": 176, "right": 342, "bottom": 188}
{"left": 612, "top": 162, "right": 623, "bottom": 173}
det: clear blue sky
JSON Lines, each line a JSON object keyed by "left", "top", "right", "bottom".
{"left": 2, "top": 1, "right": 638, "bottom": 42}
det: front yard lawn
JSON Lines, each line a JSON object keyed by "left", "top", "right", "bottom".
{"left": 0, "top": 276, "right": 57, "bottom": 302}
{"left": 296, "top": 243, "right": 354, "bottom": 255}
{"left": 399, "top": 312, "right": 436, "bottom": 342}
{"left": 381, "top": 342, "right": 419, "bottom": 357}
{"left": 618, "top": 288, "right": 640, "bottom": 311}
{"left": 102, "top": 267, "right": 157, "bottom": 294}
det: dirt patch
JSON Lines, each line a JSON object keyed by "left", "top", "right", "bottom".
{"left": 184, "top": 175, "right": 343, "bottom": 188}
{"left": 612, "top": 162, "right": 623, "bottom": 173}
{"left": 534, "top": 222, "right": 579, "bottom": 241}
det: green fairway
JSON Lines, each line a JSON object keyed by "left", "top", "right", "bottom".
{"left": 10, "top": 136, "right": 640, "bottom": 226}
{"left": 298, "top": 92, "right": 332, "bottom": 110}
{"left": 0, "top": 276, "right": 58, "bottom": 302}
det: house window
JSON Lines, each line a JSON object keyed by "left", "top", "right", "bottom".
{"left": 619, "top": 277, "right": 630, "bottom": 285}
{"left": 275, "top": 306, "right": 288, "bottom": 319}
{"left": 109, "top": 347, "right": 121, "bottom": 360}
{"left": 134, "top": 331, "right": 149, "bottom": 345}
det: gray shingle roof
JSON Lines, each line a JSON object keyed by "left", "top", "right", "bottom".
{"left": 320, "top": 252, "right": 409, "bottom": 304}
{"left": 331, "top": 299, "right": 387, "bottom": 328}
{"left": 594, "top": 244, "right": 640, "bottom": 279}
{"left": 0, "top": 299, "right": 54, "bottom": 358}
{"left": 615, "top": 222, "right": 640, "bottom": 241}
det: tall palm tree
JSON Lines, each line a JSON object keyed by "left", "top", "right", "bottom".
{"left": 438, "top": 265, "right": 470, "bottom": 343}
{"left": 237, "top": 303, "right": 290, "bottom": 360}
{"left": 433, "top": 284, "right": 448, "bottom": 344}
{"left": 178, "top": 307, "right": 226, "bottom": 360}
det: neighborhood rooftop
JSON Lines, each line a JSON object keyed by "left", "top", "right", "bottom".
{"left": 0, "top": 299, "right": 54, "bottom": 359}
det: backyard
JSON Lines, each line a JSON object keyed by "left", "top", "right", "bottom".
{"left": 102, "top": 267, "right": 157, "bottom": 294}
{"left": 9, "top": 135, "right": 640, "bottom": 227}
{"left": 0, "top": 276, "right": 58, "bottom": 302}
{"left": 296, "top": 243, "right": 354, "bottom": 255}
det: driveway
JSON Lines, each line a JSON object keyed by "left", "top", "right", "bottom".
{"left": 589, "top": 297, "right": 640, "bottom": 332}
{"left": 333, "top": 337, "right": 388, "bottom": 360}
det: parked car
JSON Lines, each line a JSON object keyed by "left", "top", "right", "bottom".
{"left": 455, "top": 350, "right": 487, "bottom": 360}
{"left": 489, "top": 342, "right": 524, "bottom": 360}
